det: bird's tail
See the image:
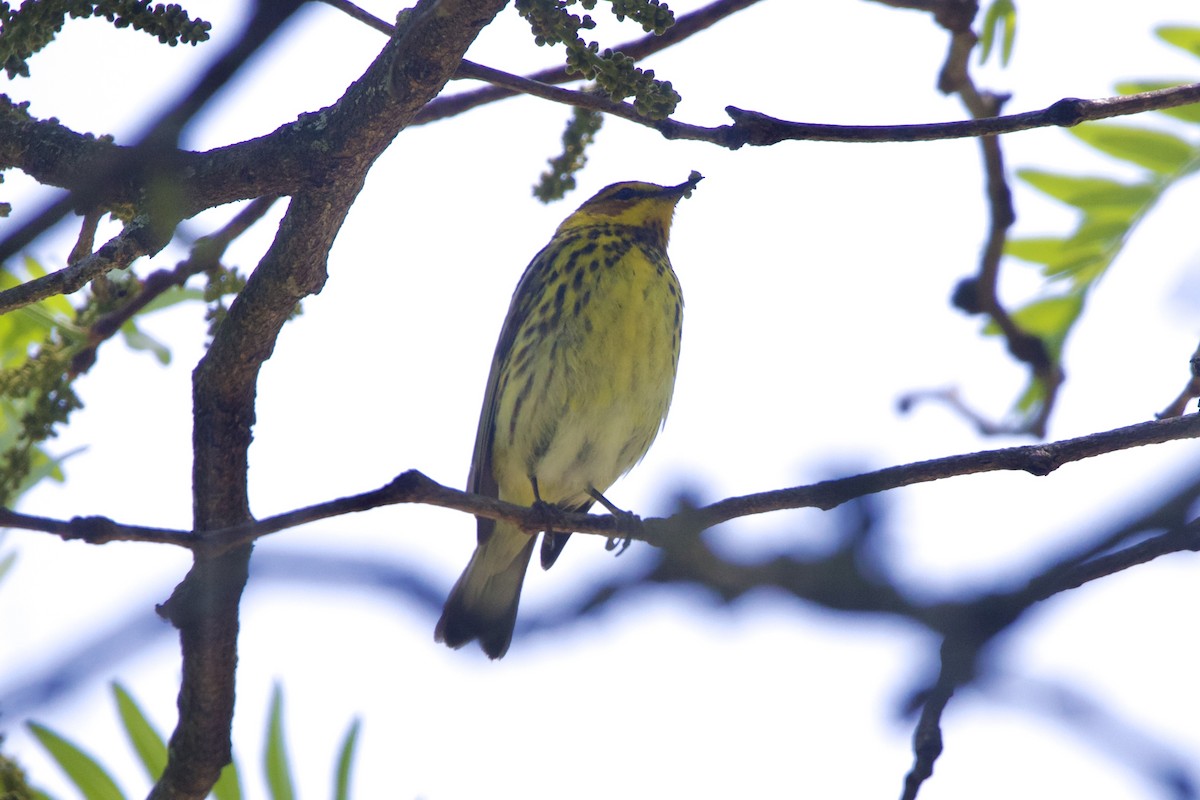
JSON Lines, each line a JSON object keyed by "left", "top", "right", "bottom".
{"left": 435, "top": 522, "right": 536, "bottom": 659}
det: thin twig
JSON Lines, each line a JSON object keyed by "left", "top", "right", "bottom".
{"left": 0, "top": 219, "right": 164, "bottom": 315}
{"left": 7, "top": 413, "right": 1200, "bottom": 554}
{"left": 417, "top": 0, "right": 765, "bottom": 124}
{"left": 927, "top": 6, "right": 1062, "bottom": 438}
{"left": 319, "top": 0, "right": 766, "bottom": 125}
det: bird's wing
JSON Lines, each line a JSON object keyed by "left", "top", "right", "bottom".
{"left": 467, "top": 241, "right": 559, "bottom": 544}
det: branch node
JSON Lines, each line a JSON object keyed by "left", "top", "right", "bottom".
{"left": 67, "top": 515, "right": 122, "bottom": 544}
{"left": 1022, "top": 448, "right": 1057, "bottom": 477}
{"left": 1044, "top": 97, "right": 1087, "bottom": 127}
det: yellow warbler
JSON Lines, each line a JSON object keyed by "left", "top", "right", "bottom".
{"left": 436, "top": 173, "right": 702, "bottom": 658}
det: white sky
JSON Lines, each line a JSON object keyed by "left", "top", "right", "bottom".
{"left": 4, "top": 2, "right": 1200, "bottom": 798}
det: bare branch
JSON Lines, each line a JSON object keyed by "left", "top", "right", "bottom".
{"left": 695, "top": 84, "right": 1200, "bottom": 146}
{"left": 0, "top": 507, "right": 191, "bottom": 546}
{"left": 10, "top": 414, "right": 1200, "bottom": 558}
{"left": 318, "top": 0, "right": 1200, "bottom": 154}
{"left": 0, "top": 218, "right": 168, "bottom": 315}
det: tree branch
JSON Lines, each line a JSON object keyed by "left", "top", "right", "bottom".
{"left": 9, "top": 414, "right": 1200, "bottom": 557}
{"left": 0, "top": 4, "right": 304, "bottom": 268}
{"left": 0, "top": 218, "right": 168, "bottom": 315}
{"left": 146, "top": 2, "right": 512, "bottom": 798}
{"left": 4, "top": 30, "right": 1197, "bottom": 316}
{"left": 414, "top": 0, "right": 766, "bottom": 124}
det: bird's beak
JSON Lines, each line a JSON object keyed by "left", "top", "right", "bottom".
{"left": 669, "top": 171, "right": 704, "bottom": 199}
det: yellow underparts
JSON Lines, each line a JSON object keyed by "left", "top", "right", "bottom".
{"left": 491, "top": 224, "right": 682, "bottom": 510}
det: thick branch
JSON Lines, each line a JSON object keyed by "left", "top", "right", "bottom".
{"left": 145, "top": 2, "right": 511, "bottom": 799}
{"left": 0, "top": 4, "right": 303, "bottom": 267}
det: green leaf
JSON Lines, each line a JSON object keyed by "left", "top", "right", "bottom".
{"left": 333, "top": 719, "right": 361, "bottom": 800}
{"left": 1115, "top": 80, "right": 1200, "bottom": 123}
{"left": 1011, "top": 293, "right": 1084, "bottom": 346}
{"left": 212, "top": 761, "right": 243, "bottom": 800}
{"left": 13, "top": 445, "right": 83, "bottom": 498}
{"left": 1005, "top": 236, "right": 1108, "bottom": 273}
{"left": 0, "top": 550, "right": 16, "bottom": 584}
{"left": 1013, "top": 372, "right": 1049, "bottom": 414}
{"left": 1156, "top": 25, "right": 1200, "bottom": 59}
{"left": 1016, "top": 169, "right": 1156, "bottom": 211}
{"left": 1069, "top": 212, "right": 1133, "bottom": 246}
{"left": 264, "top": 685, "right": 295, "bottom": 800}
{"left": 27, "top": 722, "right": 126, "bottom": 800}
{"left": 112, "top": 683, "right": 168, "bottom": 783}
{"left": 119, "top": 323, "right": 171, "bottom": 365}
{"left": 1070, "top": 123, "right": 1197, "bottom": 174}
{"left": 978, "top": 0, "right": 1016, "bottom": 66}
{"left": 139, "top": 286, "right": 205, "bottom": 315}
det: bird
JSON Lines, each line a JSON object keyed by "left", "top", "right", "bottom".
{"left": 435, "top": 172, "right": 702, "bottom": 659}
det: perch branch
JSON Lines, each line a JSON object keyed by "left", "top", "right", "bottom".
{"left": 7, "top": 414, "right": 1200, "bottom": 555}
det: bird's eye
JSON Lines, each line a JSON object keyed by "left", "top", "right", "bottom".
{"left": 612, "top": 187, "right": 640, "bottom": 201}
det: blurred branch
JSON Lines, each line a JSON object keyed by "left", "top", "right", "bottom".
{"left": 322, "top": 0, "right": 764, "bottom": 125}
{"left": 7, "top": 413, "right": 1200, "bottom": 555}
{"left": 0, "top": 5, "right": 303, "bottom": 268}
{"left": 994, "top": 675, "right": 1200, "bottom": 797}
{"left": 892, "top": 469, "right": 1200, "bottom": 799}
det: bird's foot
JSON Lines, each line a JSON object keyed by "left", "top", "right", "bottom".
{"left": 589, "top": 487, "right": 640, "bottom": 557}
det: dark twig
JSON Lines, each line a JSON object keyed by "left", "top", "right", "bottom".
{"left": 911, "top": 3, "right": 1060, "bottom": 438}
{"left": 318, "top": 0, "right": 393, "bottom": 34}
{"left": 902, "top": 668, "right": 955, "bottom": 800}
{"left": 4, "top": 60, "right": 1198, "bottom": 323}
{"left": 7, "top": 413, "right": 1200, "bottom": 555}
{"left": 67, "top": 209, "right": 103, "bottom": 265}
{"left": 318, "top": 0, "right": 1200, "bottom": 154}
{"left": 417, "top": 0, "right": 765, "bottom": 124}
{"left": 676, "top": 86, "right": 1200, "bottom": 147}
{"left": 320, "top": 0, "right": 765, "bottom": 126}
